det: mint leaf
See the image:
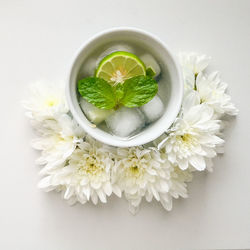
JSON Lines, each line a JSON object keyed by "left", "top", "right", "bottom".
{"left": 114, "top": 83, "right": 125, "bottom": 103}
{"left": 78, "top": 77, "right": 116, "bottom": 110}
{"left": 119, "top": 76, "right": 158, "bottom": 108}
{"left": 146, "top": 67, "right": 156, "bottom": 77}
{"left": 78, "top": 76, "right": 158, "bottom": 111}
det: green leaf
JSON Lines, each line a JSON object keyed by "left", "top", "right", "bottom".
{"left": 146, "top": 67, "right": 156, "bottom": 77}
{"left": 114, "top": 83, "right": 125, "bottom": 103}
{"left": 119, "top": 75, "right": 158, "bottom": 108}
{"left": 78, "top": 77, "right": 116, "bottom": 110}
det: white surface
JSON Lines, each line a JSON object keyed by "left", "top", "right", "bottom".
{"left": 0, "top": 0, "right": 249, "bottom": 249}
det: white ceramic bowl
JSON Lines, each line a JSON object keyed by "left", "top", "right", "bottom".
{"left": 66, "top": 27, "right": 183, "bottom": 147}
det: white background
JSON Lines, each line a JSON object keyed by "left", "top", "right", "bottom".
{"left": 0, "top": 0, "right": 249, "bottom": 249}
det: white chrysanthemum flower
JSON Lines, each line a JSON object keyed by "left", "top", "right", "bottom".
{"left": 23, "top": 81, "right": 68, "bottom": 122}
{"left": 179, "top": 52, "right": 211, "bottom": 76}
{"left": 112, "top": 147, "right": 191, "bottom": 214}
{"left": 32, "top": 114, "right": 84, "bottom": 174}
{"left": 196, "top": 72, "right": 238, "bottom": 117}
{"left": 38, "top": 136, "right": 114, "bottom": 205}
{"left": 158, "top": 92, "right": 224, "bottom": 171}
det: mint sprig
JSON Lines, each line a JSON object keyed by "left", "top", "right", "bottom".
{"left": 78, "top": 76, "right": 158, "bottom": 110}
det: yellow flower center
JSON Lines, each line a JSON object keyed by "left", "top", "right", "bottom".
{"left": 130, "top": 165, "right": 139, "bottom": 174}
{"left": 45, "top": 97, "right": 59, "bottom": 107}
{"left": 77, "top": 155, "right": 103, "bottom": 177}
{"left": 181, "top": 134, "right": 192, "bottom": 142}
{"left": 178, "top": 133, "right": 198, "bottom": 148}
{"left": 125, "top": 160, "right": 145, "bottom": 179}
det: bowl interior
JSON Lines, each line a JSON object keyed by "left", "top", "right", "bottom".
{"left": 67, "top": 28, "right": 183, "bottom": 147}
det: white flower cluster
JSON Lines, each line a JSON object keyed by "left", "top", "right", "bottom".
{"left": 158, "top": 52, "right": 238, "bottom": 172}
{"left": 23, "top": 53, "right": 237, "bottom": 214}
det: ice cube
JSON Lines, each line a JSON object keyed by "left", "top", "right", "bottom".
{"left": 78, "top": 58, "right": 96, "bottom": 78}
{"left": 140, "top": 54, "right": 161, "bottom": 77}
{"left": 96, "top": 44, "right": 135, "bottom": 66}
{"left": 79, "top": 98, "right": 113, "bottom": 124}
{"left": 140, "top": 95, "right": 164, "bottom": 123}
{"left": 105, "top": 107, "right": 145, "bottom": 137}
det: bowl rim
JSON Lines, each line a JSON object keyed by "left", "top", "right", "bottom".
{"left": 66, "top": 27, "right": 183, "bottom": 147}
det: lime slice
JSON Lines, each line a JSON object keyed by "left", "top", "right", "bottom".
{"left": 95, "top": 51, "right": 146, "bottom": 85}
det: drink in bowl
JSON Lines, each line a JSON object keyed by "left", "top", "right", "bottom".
{"left": 67, "top": 27, "right": 183, "bottom": 147}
